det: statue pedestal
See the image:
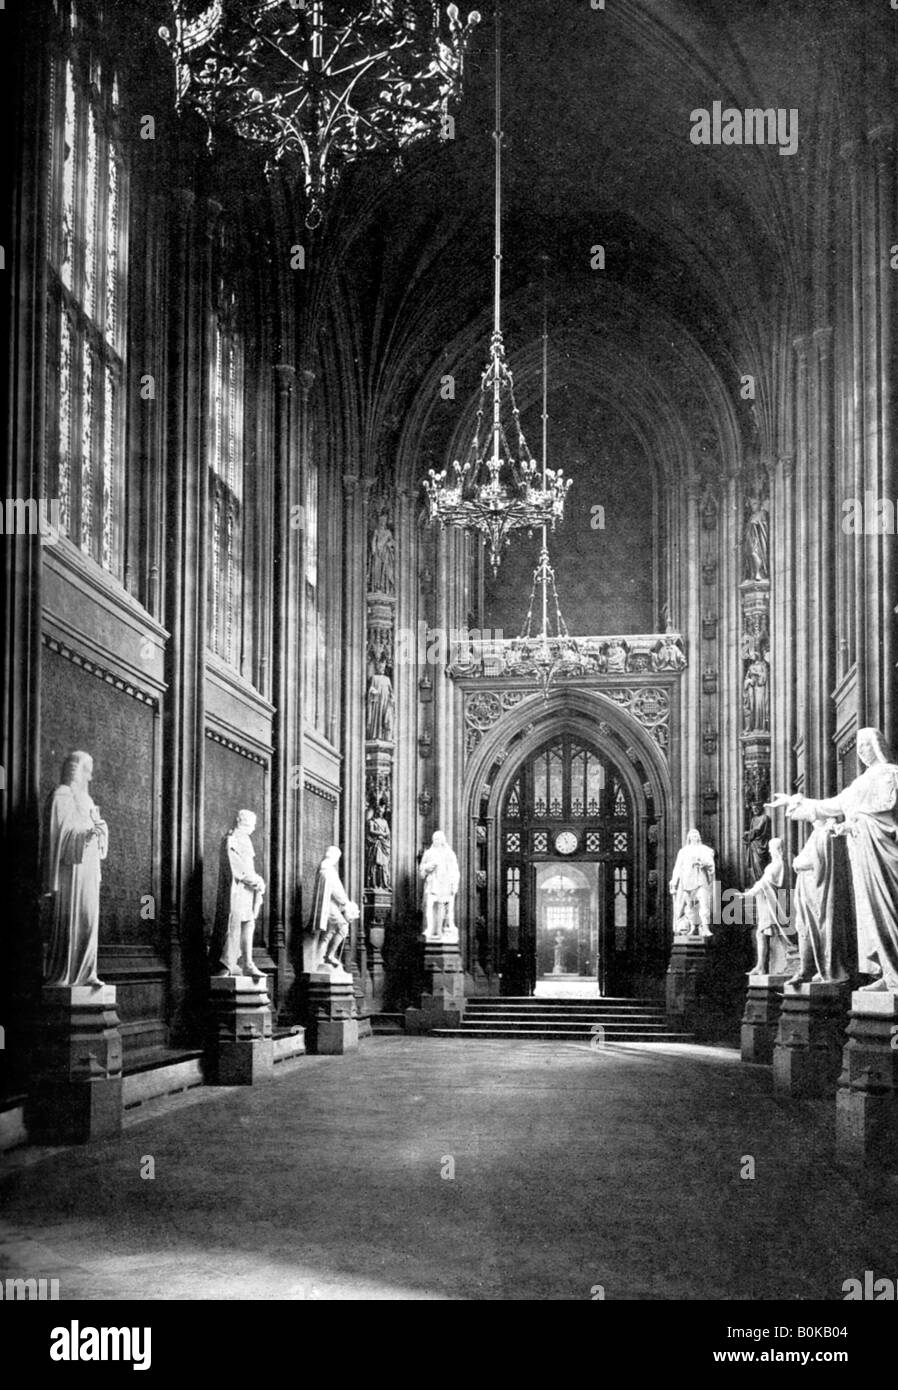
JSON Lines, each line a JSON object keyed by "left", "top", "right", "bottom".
{"left": 208, "top": 976, "right": 274, "bottom": 1085}
{"left": 835, "top": 990, "right": 898, "bottom": 1169}
{"left": 741, "top": 974, "right": 788, "bottom": 1064}
{"left": 665, "top": 938, "right": 711, "bottom": 1028}
{"left": 773, "top": 981, "right": 851, "bottom": 1097}
{"left": 31, "top": 985, "right": 123, "bottom": 1142}
{"left": 405, "top": 941, "right": 466, "bottom": 1034}
{"left": 304, "top": 969, "right": 359, "bottom": 1055}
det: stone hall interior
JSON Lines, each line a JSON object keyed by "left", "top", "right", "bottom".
{"left": 3, "top": 0, "right": 898, "bottom": 1304}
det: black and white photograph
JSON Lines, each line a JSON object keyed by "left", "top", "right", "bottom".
{"left": 2, "top": 0, "right": 898, "bottom": 1340}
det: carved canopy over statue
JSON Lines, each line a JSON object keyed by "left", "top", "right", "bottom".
{"left": 770, "top": 728, "right": 898, "bottom": 991}
{"left": 42, "top": 750, "right": 108, "bottom": 988}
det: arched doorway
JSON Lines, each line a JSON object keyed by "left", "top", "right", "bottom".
{"left": 499, "top": 734, "right": 635, "bottom": 996}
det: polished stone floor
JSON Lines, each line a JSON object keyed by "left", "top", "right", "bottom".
{"left": 1, "top": 1038, "right": 896, "bottom": 1300}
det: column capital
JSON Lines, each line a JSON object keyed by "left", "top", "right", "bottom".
{"left": 778, "top": 453, "right": 796, "bottom": 479}
{"left": 298, "top": 368, "right": 316, "bottom": 400}
{"left": 273, "top": 363, "right": 296, "bottom": 397}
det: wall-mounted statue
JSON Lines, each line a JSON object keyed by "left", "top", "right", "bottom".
{"left": 786, "top": 819, "right": 850, "bottom": 985}
{"left": 744, "top": 838, "right": 796, "bottom": 974}
{"left": 669, "top": 828, "right": 715, "bottom": 939}
{"left": 743, "top": 486, "right": 771, "bottom": 582}
{"left": 743, "top": 802, "right": 772, "bottom": 884}
{"left": 365, "top": 803, "right": 392, "bottom": 890}
{"left": 366, "top": 657, "right": 395, "bottom": 742}
{"left": 212, "top": 809, "right": 265, "bottom": 979}
{"left": 308, "top": 845, "right": 360, "bottom": 971}
{"left": 420, "top": 830, "right": 460, "bottom": 942}
{"left": 42, "top": 750, "right": 108, "bottom": 988}
{"left": 652, "top": 634, "right": 686, "bottom": 671}
{"left": 367, "top": 512, "right": 395, "bottom": 595}
{"left": 770, "top": 728, "right": 898, "bottom": 991}
{"left": 742, "top": 655, "right": 770, "bottom": 733}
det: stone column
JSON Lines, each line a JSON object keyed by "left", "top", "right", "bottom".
{"left": 341, "top": 473, "right": 372, "bottom": 1028}
{"left": 269, "top": 362, "right": 298, "bottom": 1017}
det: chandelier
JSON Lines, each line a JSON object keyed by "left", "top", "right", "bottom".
{"left": 507, "top": 290, "right": 581, "bottom": 695}
{"left": 422, "top": 4, "right": 571, "bottom": 574}
{"left": 159, "top": 2, "right": 481, "bottom": 228}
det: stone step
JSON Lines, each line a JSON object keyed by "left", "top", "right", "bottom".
{"left": 433, "top": 1028, "right": 695, "bottom": 1041}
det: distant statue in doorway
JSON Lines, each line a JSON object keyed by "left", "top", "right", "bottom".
{"left": 420, "top": 831, "right": 460, "bottom": 943}
{"left": 42, "top": 750, "right": 108, "bottom": 988}
{"left": 308, "top": 845, "right": 360, "bottom": 972}
{"left": 367, "top": 512, "right": 395, "bottom": 595}
{"left": 669, "top": 828, "right": 715, "bottom": 939}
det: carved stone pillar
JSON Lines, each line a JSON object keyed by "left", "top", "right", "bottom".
{"left": 341, "top": 473, "right": 372, "bottom": 1024}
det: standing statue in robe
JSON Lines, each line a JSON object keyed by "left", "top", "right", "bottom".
{"left": 785, "top": 819, "right": 851, "bottom": 986}
{"left": 366, "top": 658, "right": 395, "bottom": 742}
{"left": 743, "top": 490, "right": 771, "bottom": 581}
{"left": 770, "top": 728, "right": 898, "bottom": 991}
{"left": 743, "top": 803, "right": 772, "bottom": 884}
{"left": 669, "top": 828, "right": 715, "bottom": 939}
{"left": 42, "top": 750, "right": 108, "bottom": 988}
{"left": 365, "top": 804, "right": 392, "bottom": 890}
{"left": 212, "top": 809, "right": 265, "bottom": 980}
{"left": 742, "top": 656, "right": 770, "bottom": 733}
{"left": 744, "top": 838, "right": 796, "bottom": 974}
{"left": 367, "top": 512, "right": 395, "bottom": 595}
{"left": 420, "top": 831, "right": 460, "bottom": 942}
{"left": 308, "top": 845, "right": 360, "bottom": 971}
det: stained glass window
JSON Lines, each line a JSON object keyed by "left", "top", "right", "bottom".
{"left": 46, "top": 14, "right": 126, "bottom": 576}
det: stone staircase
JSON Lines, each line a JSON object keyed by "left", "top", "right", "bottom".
{"left": 433, "top": 996, "right": 694, "bottom": 1042}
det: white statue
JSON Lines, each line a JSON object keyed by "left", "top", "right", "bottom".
{"left": 420, "top": 831, "right": 460, "bottom": 942}
{"left": 42, "top": 750, "right": 108, "bottom": 988}
{"left": 212, "top": 810, "right": 265, "bottom": 979}
{"left": 770, "top": 727, "right": 898, "bottom": 991}
{"left": 308, "top": 846, "right": 360, "bottom": 971}
{"left": 785, "top": 818, "right": 850, "bottom": 986}
{"left": 669, "top": 827, "right": 715, "bottom": 939}
{"left": 743, "top": 837, "right": 796, "bottom": 975}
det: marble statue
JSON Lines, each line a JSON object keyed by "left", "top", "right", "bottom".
{"left": 308, "top": 845, "right": 360, "bottom": 971}
{"left": 212, "top": 809, "right": 265, "bottom": 979}
{"left": 742, "top": 655, "right": 770, "bottom": 733}
{"left": 743, "top": 802, "right": 772, "bottom": 883}
{"left": 669, "top": 828, "right": 715, "bottom": 939}
{"left": 366, "top": 658, "right": 395, "bottom": 742}
{"left": 744, "top": 838, "right": 796, "bottom": 975}
{"left": 367, "top": 512, "right": 395, "bottom": 594}
{"left": 770, "top": 728, "right": 898, "bottom": 991}
{"left": 42, "top": 750, "right": 108, "bottom": 987}
{"left": 785, "top": 819, "right": 850, "bottom": 986}
{"left": 743, "top": 489, "right": 770, "bottom": 581}
{"left": 365, "top": 804, "right": 392, "bottom": 890}
{"left": 420, "top": 830, "right": 460, "bottom": 942}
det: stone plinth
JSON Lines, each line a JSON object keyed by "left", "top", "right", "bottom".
{"left": 741, "top": 974, "right": 788, "bottom": 1064}
{"left": 405, "top": 941, "right": 466, "bottom": 1034}
{"left": 665, "top": 938, "right": 711, "bottom": 1027}
{"left": 208, "top": 975, "right": 274, "bottom": 1084}
{"left": 30, "top": 985, "right": 123, "bottom": 1142}
{"left": 303, "top": 969, "right": 359, "bottom": 1055}
{"left": 835, "top": 990, "right": 898, "bottom": 1169}
{"left": 772, "top": 981, "right": 851, "bottom": 1097}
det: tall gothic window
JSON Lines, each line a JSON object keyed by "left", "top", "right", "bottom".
{"left": 207, "top": 295, "right": 245, "bottom": 665}
{"left": 45, "top": 3, "right": 126, "bottom": 574}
